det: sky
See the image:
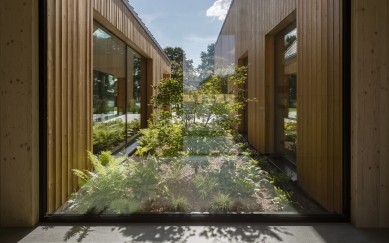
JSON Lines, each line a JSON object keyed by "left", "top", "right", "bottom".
{"left": 130, "top": 0, "right": 233, "bottom": 68}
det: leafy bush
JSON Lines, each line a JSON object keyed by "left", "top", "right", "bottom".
{"left": 127, "top": 119, "right": 140, "bottom": 134}
{"left": 70, "top": 151, "right": 135, "bottom": 214}
{"left": 171, "top": 196, "right": 190, "bottom": 212}
{"left": 272, "top": 186, "right": 296, "bottom": 211}
{"left": 136, "top": 65, "right": 251, "bottom": 157}
{"left": 192, "top": 174, "right": 219, "bottom": 200}
{"left": 265, "top": 170, "right": 291, "bottom": 189}
{"left": 93, "top": 121, "right": 125, "bottom": 152}
{"left": 211, "top": 157, "right": 260, "bottom": 197}
{"left": 136, "top": 115, "right": 184, "bottom": 157}
{"left": 93, "top": 119, "right": 140, "bottom": 153}
{"left": 70, "top": 152, "right": 161, "bottom": 214}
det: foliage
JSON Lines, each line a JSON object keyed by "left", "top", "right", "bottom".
{"left": 211, "top": 157, "right": 261, "bottom": 197}
{"left": 272, "top": 186, "right": 296, "bottom": 211}
{"left": 284, "top": 121, "right": 297, "bottom": 141}
{"left": 128, "top": 119, "right": 141, "bottom": 134}
{"left": 192, "top": 174, "right": 219, "bottom": 200}
{"left": 171, "top": 196, "right": 190, "bottom": 212}
{"left": 138, "top": 64, "right": 250, "bottom": 159}
{"left": 93, "top": 119, "right": 140, "bottom": 153}
{"left": 109, "top": 199, "right": 141, "bottom": 214}
{"left": 70, "top": 151, "right": 136, "bottom": 214}
{"left": 136, "top": 115, "right": 184, "bottom": 157}
{"left": 127, "top": 156, "right": 161, "bottom": 200}
{"left": 163, "top": 46, "right": 196, "bottom": 81}
{"left": 285, "top": 35, "right": 297, "bottom": 50}
{"left": 197, "top": 43, "right": 215, "bottom": 81}
{"left": 265, "top": 170, "right": 292, "bottom": 189}
{"left": 211, "top": 193, "right": 232, "bottom": 213}
{"left": 164, "top": 160, "right": 184, "bottom": 186}
{"left": 70, "top": 152, "right": 161, "bottom": 214}
{"left": 93, "top": 121, "right": 125, "bottom": 152}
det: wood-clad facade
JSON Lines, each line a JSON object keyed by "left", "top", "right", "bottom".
{"left": 216, "top": 0, "right": 343, "bottom": 213}
{"left": 46, "top": 0, "right": 170, "bottom": 214}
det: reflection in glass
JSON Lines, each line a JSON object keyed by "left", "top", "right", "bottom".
{"left": 275, "top": 26, "right": 297, "bottom": 163}
{"left": 92, "top": 23, "right": 142, "bottom": 154}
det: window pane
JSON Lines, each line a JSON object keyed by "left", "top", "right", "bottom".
{"left": 93, "top": 23, "right": 126, "bottom": 154}
{"left": 275, "top": 26, "right": 297, "bottom": 163}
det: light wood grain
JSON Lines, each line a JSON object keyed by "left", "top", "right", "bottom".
{"left": 46, "top": 0, "right": 170, "bottom": 214}
{"left": 215, "top": 0, "right": 343, "bottom": 213}
{"left": 0, "top": 0, "right": 39, "bottom": 227}
{"left": 351, "top": 0, "right": 389, "bottom": 228}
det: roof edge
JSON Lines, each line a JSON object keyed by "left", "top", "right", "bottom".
{"left": 215, "top": 0, "right": 235, "bottom": 45}
{"left": 122, "top": 0, "right": 171, "bottom": 63}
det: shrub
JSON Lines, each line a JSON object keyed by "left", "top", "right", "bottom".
{"left": 211, "top": 193, "right": 232, "bottom": 213}
{"left": 265, "top": 170, "right": 292, "bottom": 189}
{"left": 272, "top": 186, "right": 296, "bottom": 211}
{"left": 171, "top": 196, "right": 190, "bottom": 212}
{"left": 192, "top": 174, "right": 219, "bottom": 200}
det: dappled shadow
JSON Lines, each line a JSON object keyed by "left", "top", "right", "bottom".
{"left": 63, "top": 226, "right": 94, "bottom": 242}
{"left": 118, "top": 223, "right": 293, "bottom": 242}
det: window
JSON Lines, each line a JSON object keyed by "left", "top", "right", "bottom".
{"left": 274, "top": 23, "right": 297, "bottom": 163}
{"left": 92, "top": 23, "right": 143, "bottom": 154}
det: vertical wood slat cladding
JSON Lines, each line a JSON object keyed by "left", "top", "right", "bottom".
{"left": 47, "top": 0, "right": 170, "bottom": 213}
{"left": 47, "top": 0, "right": 93, "bottom": 214}
{"left": 215, "top": 0, "right": 343, "bottom": 212}
{"left": 351, "top": 0, "right": 389, "bottom": 228}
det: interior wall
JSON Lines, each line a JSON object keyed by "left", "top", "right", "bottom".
{"left": 0, "top": 0, "right": 39, "bottom": 227}
{"left": 351, "top": 0, "right": 389, "bottom": 228}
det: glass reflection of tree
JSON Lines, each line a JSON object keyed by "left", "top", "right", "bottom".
{"left": 93, "top": 70, "right": 117, "bottom": 114}
{"left": 133, "top": 56, "right": 141, "bottom": 103}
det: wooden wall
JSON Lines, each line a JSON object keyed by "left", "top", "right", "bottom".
{"left": 47, "top": 0, "right": 93, "bottom": 214}
{"left": 46, "top": 0, "right": 170, "bottom": 214}
{"left": 351, "top": 0, "right": 389, "bottom": 228}
{"left": 92, "top": 0, "right": 171, "bottom": 120}
{"left": 215, "top": 0, "right": 343, "bottom": 213}
{"left": 0, "top": 0, "right": 40, "bottom": 227}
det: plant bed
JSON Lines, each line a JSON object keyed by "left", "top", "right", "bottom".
{"left": 58, "top": 135, "right": 325, "bottom": 215}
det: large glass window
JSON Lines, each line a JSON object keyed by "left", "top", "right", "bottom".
{"left": 275, "top": 24, "right": 297, "bottom": 163}
{"left": 92, "top": 23, "right": 142, "bottom": 154}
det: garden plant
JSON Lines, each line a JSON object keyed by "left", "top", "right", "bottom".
{"left": 67, "top": 64, "right": 303, "bottom": 214}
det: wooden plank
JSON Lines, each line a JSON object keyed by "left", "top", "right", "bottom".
{"left": 378, "top": 0, "right": 389, "bottom": 227}
{"left": 315, "top": 0, "right": 324, "bottom": 206}
{"left": 327, "top": 0, "right": 335, "bottom": 213}
{"left": 311, "top": 0, "right": 318, "bottom": 201}
{"left": 320, "top": 0, "right": 329, "bottom": 210}
{"left": 333, "top": 0, "right": 342, "bottom": 214}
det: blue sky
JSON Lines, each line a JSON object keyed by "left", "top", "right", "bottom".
{"left": 130, "top": 0, "right": 232, "bottom": 68}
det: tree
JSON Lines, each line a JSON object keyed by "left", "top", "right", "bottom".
{"left": 163, "top": 46, "right": 195, "bottom": 80}
{"left": 285, "top": 35, "right": 296, "bottom": 50}
{"left": 197, "top": 43, "right": 215, "bottom": 81}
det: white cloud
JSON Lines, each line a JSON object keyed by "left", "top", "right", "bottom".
{"left": 206, "top": 0, "right": 232, "bottom": 21}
